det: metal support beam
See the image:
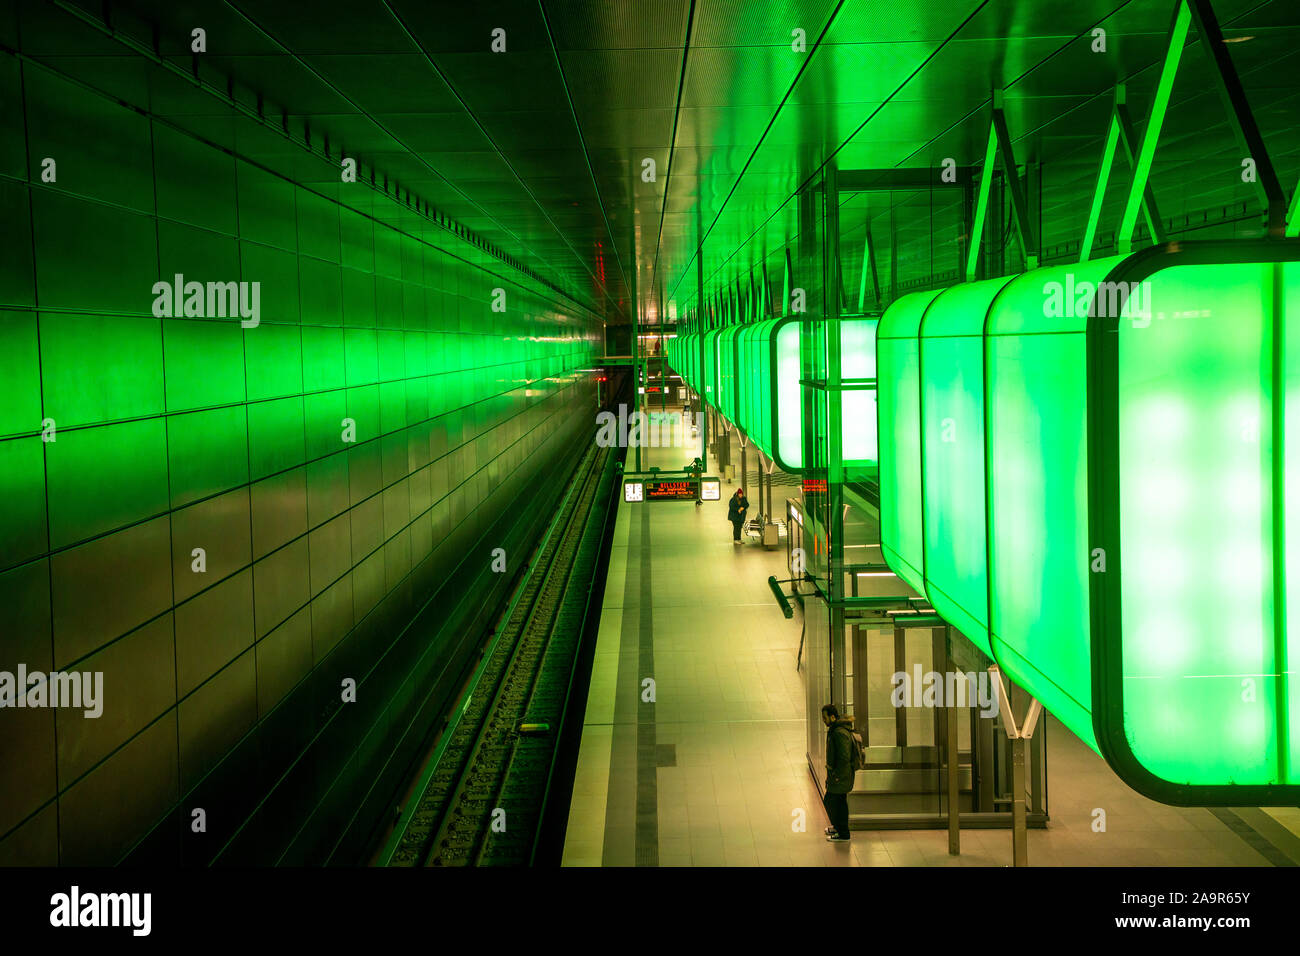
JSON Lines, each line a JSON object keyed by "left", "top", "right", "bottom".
{"left": 1186, "top": 0, "right": 1287, "bottom": 236}
{"left": 851, "top": 620, "right": 869, "bottom": 747}
{"left": 966, "top": 90, "right": 1040, "bottom": 280}
{"left": 990, "top": 98, "right": 1039, "bottom": 270}
{"left": 782, "top": 247, "right": 793, "bottom": 317}
{"left": 1011, "top": 736, "right": 1028, "bottom": 867}
{"left": 1115, "top": 97, "right": 1167, "bottom": 244}
{"left": 1287, "top": 180, "right": 1300, "bottom": 239}
{"left": 945, "top": 628, "right": 961, "bottom": 855}
{"left": 858, "top": 224, "right": 881, "bottom": 313}
{"left": 989, "top": 666, "right": 1043, "bottom": 867}
{"left": 966, "top": 121, "right": 999, "bottom": 282}
{"left": 893, "top": 627, "right": 908, "bottom": 747}
{"left": 1081, "top": 110, "right": 1121, "bottom": 263}
{"left": 1118, "top": 0, "right": 1190, "bottom": 252}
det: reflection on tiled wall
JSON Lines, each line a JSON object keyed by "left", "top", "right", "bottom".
{"left": 0, "top": 51, "right": 597, "bottom": 864}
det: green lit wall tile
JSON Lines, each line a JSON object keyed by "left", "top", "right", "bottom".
{"left": 177, "top": 645, "right": 256, "bottom": 793}
{"left": 236, "top": 161, "right": 297, "bottom": 252}
{"left": 311, "top": 573, "right": 354, "bottom": 660}
{"left": 33, "top": 192, "right": 156, "bottom": 314}
{"left": 378, "top": 329, "right": 406, "bottom": 380}
{"left": 50, "top": 517, "right": 172, "bottom": 667}
{"left": 348, "top": 440, "right": 383, "bottom": 505}
{"left": 255, "top": 606, "right": 312, "bottom": 717}
{"left": 247, "top": 396, "right": 305, "bottom": 481}
{"left": 47, "top": 417, "right": 168, "bottom": 547}
{"left": 250, "top": 466, "right": 308, "bottom": 560}
{"left": 0, "top": 435, "right": 47, "bottom": 569}
{"left": 302, "top": 258, "right": 343, "bottom": 327}
{"left": 309, "top": 513, "right": 351, "bottom": 596}
{"left": 152, "top": 124, "right": 236, "bottom": 236}
{"left": 56, "top": 614, "right": 174, "bottom": 786}
{"left": 41, "top": 313, "right": 163, "bottom": 427}
{"left": 385, "top": 530, "right": 412, "bottom": 592}
{"left": 346, "top": 384, "right": 380, "bottom": 440}
{"left": 301, "top": 325, "right": 346, "bottom": 393}
{"left": 380, "top": 381, "right": 408, "bottom": 434}
{"left": 344, "top": 328, "right": 379, "bottom": 386}
{"left": 0, "top": 180, "right": 35, "bottom": 307}
{"left": 56, "top": 715, "right": 177, "bottom": 866}
{"left": 25, "top": 68, "right": 153, "bottom": 214}
{"left": 402, "top": 281, "right": 426, "bottom": 330}
{"left": 375, "top": 275, "right": 404, "bottom": 329}
{"left": 340, "top": 211, "right": 374, "bottom": 273}
{"left": 381, "top": 432, "right": 410, "bottom": 487}
{"left": 239, "top": 241, "right": 299, "bottom": 325}
{"left": 0, "top": 310, "right": 42, "bottom": 437}
{"left": 175, "top": 568, "right": 254, "bottom": 698}
{"left": 400, "top": 236, "right": 422, "bottom": 283}
{"left": 0, "top": 54, "right": 24, "bottom": 179}
{"left": 170, "top": 487, "right": 251, "bottom": 604}
{"left": 157, "top": 221, "right": 240, "bottom": 290}
{"left": 373, "top": 228, "right": 401, "bottom": 279}
{"left": 167, "top": 406, "right": 249, "bottom": 508}
{"left": 244, "top": 324, "right": 304, "bottom": 401}
{"left": 163, "top": 318, "right": 245, "bottom": 411}
{"left": 350, "top": 496, "right": 384, "bottom": 564}
{"left": 253, "top": 538, "right": 310, "bottom": 640}
{"left": 306, "top": 453, "right": 350, "bottom": 527}
{"left": 340, "top": 266, "right": 375, "bottom": 327}
{"left": 352, "top": 549, "right": 385, "bottom": 623}
{"left": 405, "top": 376, "right": 429, "bottom": 426}
{"left": 304, "top": 391, "right": 349, "bottom": 460}
{"left": 295, "top": 188, "right": 339, "bottom": 264}
{"left": 383, "top": 482, "right": 411, "bottom": 539}
{"left": 404, "top": 331, "right": 428, "bottom": 378}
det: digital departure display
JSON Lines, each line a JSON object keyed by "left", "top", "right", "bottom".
{"left": 646, "top": 480, "right": 696, "bottom": 500}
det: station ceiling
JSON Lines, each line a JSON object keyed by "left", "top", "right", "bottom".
{"left": 14, "top": 0, "right": 1300, "bottom": 323}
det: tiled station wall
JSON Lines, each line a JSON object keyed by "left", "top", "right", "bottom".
{"left": 0, "top": 49, "right": 598, "bottom": 864}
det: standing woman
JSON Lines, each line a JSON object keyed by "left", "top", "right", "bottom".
{"left": 727, "top": 488, "right": 749, "bottom": 544}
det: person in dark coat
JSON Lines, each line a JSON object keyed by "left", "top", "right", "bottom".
{"left": 821, "top": 703, "right": 855, "bottom": 842}
{"left": 727, "top": 488, "right": 749, "bottom": 544}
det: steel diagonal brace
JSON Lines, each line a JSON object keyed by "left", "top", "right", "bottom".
{"left": 1114, "top": 98, "right": 1167, "bottom": 245}
{"left": 1185, "top": 0, "right": 1286, "bottom": 236}
{"left": 1120, "top": 0, "right": 1287, "bottom": 246}
{"left": 1081, "top": 87, "right": 1170, "bottom": 262}
{"left": 965, "top": 91, "right": 1040, "bottom": 282}
{"left": 988, "top": 665, "right": 1043, "bottom": 740}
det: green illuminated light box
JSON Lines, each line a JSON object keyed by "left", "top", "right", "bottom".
{"left": 670, "top": 318, "right": 878, "bottom": 475}
{"left": 878, "top": 239, "right": 1300, "bottom": 805}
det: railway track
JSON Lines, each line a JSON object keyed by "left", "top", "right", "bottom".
{"left": 385, "top": 443, "right": 614, "bottom": 866}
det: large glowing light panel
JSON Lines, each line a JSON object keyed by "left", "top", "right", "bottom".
{"left": 877, "top": 240, "right": 1300, "bottom": 805}
{"left": 669, "top": 318, "right": 877, "bottom": 474}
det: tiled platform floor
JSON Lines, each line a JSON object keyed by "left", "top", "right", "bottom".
{"left": 561, "top": 413, "right": 1293, "bottom": 867}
